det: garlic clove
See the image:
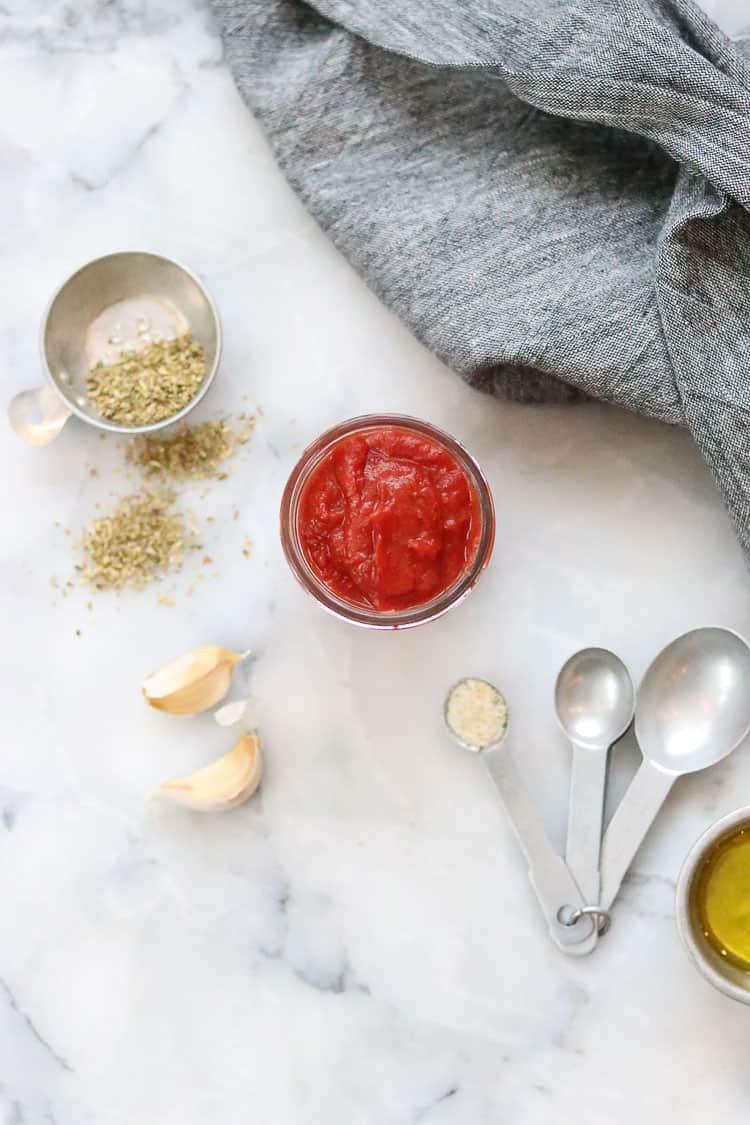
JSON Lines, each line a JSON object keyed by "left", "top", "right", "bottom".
{"left": 154, "top": 733, "right": 263, "bottom": 812}
{"left": 143, "top": 646, "right": 249, "bottom": 716}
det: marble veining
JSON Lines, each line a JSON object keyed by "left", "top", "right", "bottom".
{"left": 2, "top": 1, "right": 750, "bottom": 1122}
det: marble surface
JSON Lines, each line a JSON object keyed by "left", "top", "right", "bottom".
{"left": 3, "top": 2, "right": 750, "bottom": 1122}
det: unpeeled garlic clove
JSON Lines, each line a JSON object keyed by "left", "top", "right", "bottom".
{"left": 153, "top": 733, "right": 263, "bottom": 812}
{"left": 142, "top": 646, "right": 249, "bottom": 716}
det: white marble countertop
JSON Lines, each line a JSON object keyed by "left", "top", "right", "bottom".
{"left": 3, "top": 2, "right": 750, "bottom": 1122}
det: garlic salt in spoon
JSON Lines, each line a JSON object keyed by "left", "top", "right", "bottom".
{"left": 445, "top": 679, "right": 598, "bottom": 955}
{"left": 556, "top": 649, "right": 634, "bottom": 913}
{"left": 600, "top": 628, "right": 750, "bottom": 912}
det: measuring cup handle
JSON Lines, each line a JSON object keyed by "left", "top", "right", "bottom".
{"left": 599, "top": 760, "right": 675, "bottom": 911}
{"left": 8, "top": 385, "right": 72, "bottom": 446}
{"left": 483, "top": 745, "right": 598, "bottom": 955}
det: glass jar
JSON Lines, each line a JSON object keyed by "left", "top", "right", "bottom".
{"left": 279, "top": 414, "right": 495, "bottom": 629}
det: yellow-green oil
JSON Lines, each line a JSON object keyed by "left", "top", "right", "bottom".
{"left": 693, "top": 824, "right": 750, "bottom": 971}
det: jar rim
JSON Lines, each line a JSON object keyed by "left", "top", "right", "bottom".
{"left": 279, "top": 413, "right": 495, "bottom": 629}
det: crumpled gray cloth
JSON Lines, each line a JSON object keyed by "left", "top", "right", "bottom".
{"left": 211, "top": 0, "right": 750, "bottom": 553}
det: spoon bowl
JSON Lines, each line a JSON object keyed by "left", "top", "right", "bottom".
{"left": 444, "top": 677, "right": 509, "bottom": 753}
{"left": 636, "top": 627, "right": 750, "bottom": 774}
{"left": 555, "top": 648, "right": 634, "bottom": 750}
{"left": 600, "top": 627, "right": 750, "bottom": 912}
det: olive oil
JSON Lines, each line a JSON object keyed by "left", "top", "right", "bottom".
{"left": 693, "top": 824, "right": 750, "bottom": 971}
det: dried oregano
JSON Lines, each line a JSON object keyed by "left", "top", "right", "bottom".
{"left": 80, "top": 490, "right": 191, "bottom": 591}
{"left": 126, "top": 420, "right": 234, "bottom": 481}
{"left": 75, "top": 412, "right": 255, "bottom": 595}
{"left": 87, "top": 333, "right": 206, "bottom": 426}
{"left": 125, "top": 415, "right": 255, "bottom": 481}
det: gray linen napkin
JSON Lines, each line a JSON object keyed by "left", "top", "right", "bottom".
{"left": 211, "top": 0, "right": 750, "bottom": 553}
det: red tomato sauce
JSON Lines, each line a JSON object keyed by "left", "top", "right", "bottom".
{"left": 297, "top": 426, "right": 482, "bottom": 611}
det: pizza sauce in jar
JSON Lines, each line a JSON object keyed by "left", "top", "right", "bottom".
{"left": 296, "top": 425, "right": 483, "bottom": 612}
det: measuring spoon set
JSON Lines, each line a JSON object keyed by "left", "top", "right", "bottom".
{"left": 445, "top": 627, "right": 750, "bottom": 956}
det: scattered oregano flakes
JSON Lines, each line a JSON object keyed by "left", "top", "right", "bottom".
{"left": 124, "top": 415, "right": 256, "bottom": 481}
{"left": 80, "top": 489, "right": 192, "bottom": 591}
{"left": 87, "top": 333, "right": 206, "bottom": 426}
{"left": 125, "top": 420, "right": 236, "bottom": 481}
{"left": 67, "top": 413, "right": 255, "bottom": 598}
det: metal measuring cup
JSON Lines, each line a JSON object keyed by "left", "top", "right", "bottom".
{"left": 8, "top": 251, "right": 222, "bottom": 446}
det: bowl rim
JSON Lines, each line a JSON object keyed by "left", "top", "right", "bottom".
{"left": 39, "top": 249, "right": 222, "bottom": 435}
{"left": 279, "top": 413, "right": 496, "bottom": 630}
{"left": 675, "top": 804, "right": 750, "bottom": 1006}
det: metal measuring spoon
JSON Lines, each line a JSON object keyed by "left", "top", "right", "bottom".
{"left": 556, "top": 649, "right": 634, "bottom": 909}
{"left": 445, "top": 678, "right": 598, "bottom": 954}
{"left": 600, "top": 627, "right": 750, "bottom": 911}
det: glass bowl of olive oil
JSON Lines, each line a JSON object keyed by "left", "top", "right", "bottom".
{"left": 676, "top": 807, "right": 750, "bottom": 1005}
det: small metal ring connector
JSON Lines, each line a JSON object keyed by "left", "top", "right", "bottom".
{"left": 557, "top": 904, "right": 611, "bottom": 936}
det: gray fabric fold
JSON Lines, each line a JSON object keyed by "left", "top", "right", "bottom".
{"left": 211, "top": 0, "right": 750, "bottom": 553}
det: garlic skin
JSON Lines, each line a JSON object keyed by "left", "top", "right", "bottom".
{"left": 214, "top": 698, "right": 249, "bottom": 727}
{"left": 143, "top": 646, "right": 249, "bottom": 716}
{"left": 214, "top": 695, "right": 259, "bottom": 729}
{"left": 154, "top": 733, "right": 263, "bottom": 812}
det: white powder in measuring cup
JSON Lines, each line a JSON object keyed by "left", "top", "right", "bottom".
{"left": 446, "top": 678, "right": 508, "bottom": 750}
{"left": 85, "top": 296, "right": 189, "bottom": 367}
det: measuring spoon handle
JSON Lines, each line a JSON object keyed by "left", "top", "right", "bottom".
{"left": 483, "top": 745, "right": 597, "bottom": 954}
{"left": 599, "top": 760, "right": 675, "bottom": 911}
{"left": 566, "top": 742, "right": 608, "bottom": 908}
